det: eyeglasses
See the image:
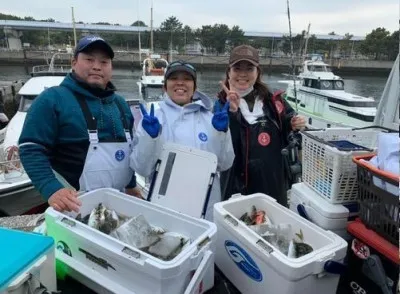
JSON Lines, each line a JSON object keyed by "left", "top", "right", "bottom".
{"left": 167, "top": 61, "right": 196, "bottom": 72}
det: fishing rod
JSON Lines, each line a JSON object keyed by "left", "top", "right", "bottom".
{"left": 286, "top": 0, "right": 298, "bottom": 112}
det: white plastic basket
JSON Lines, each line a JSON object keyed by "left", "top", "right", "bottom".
{"left": 301, "top": 127, "right": 394, "bottom": 204}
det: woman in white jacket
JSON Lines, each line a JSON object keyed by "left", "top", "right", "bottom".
{"left": 130, "top": 61, "right": 234, "bottom": 221}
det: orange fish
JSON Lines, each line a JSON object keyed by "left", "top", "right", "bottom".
{"left": 255, "top": 211, "right": 265, "bottom": 224}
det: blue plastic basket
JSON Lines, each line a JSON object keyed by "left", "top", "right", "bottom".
{"left": 328, "top": 140, "right": 371, "bottom": 151}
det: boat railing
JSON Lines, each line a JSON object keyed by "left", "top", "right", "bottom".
{"left": 31, "top": 52, "right": 72, "bottom": 75}
{"left": 32, "top": 64, "right": 72, "bottom": 74}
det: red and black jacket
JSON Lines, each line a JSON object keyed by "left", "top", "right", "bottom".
{"left": 215, "top": 90, "right": 295, "bottom": 205}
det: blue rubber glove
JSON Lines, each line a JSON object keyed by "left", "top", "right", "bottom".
{"left": 212, "top": 101, "right": 230, "bottom": 132}
{"left": 140, "top": 103, "right": 160, "bottom": 138}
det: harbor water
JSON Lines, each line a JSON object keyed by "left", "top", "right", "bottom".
{"left": 0, "top": 64, "right": 389, "bottom": 103}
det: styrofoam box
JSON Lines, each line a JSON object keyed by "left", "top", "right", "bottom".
{"left": 45, "top": 188, "right": 217, "bottom": 294}
{"left": 289, "top": 182, "right": 359, "bottom": 239}
{"left": 1, "top": 228, "right": 57, "bottom": 294}
{"left": 214, "top": 193, "right": 348, "bottom": 294}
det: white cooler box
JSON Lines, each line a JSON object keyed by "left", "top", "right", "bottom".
{"left": 214, "top": 194, "right": 348, "bottom": 294}
{"left": 0, "top": 228, "right": 56, "bottom": 294}
{"left": 289, "top": 182, "right": 359, "bottom": 239}
{"left": 46, "top": 189, "right": 216, "bottom": 294}
{"left": 45, "top": 144, "right": 219, "bottom": 294}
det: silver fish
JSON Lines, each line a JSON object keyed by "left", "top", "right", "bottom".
{"left": 87, "top": 203, "right": 120, "bottom": 234}
{"left": 88, "top": 203, "right": 106, "bottom": 230}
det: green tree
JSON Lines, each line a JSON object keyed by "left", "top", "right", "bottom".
{"left": 360, "top": 27, "right": 391, "bottom": 59}
{"left": 386, "top": 30, "right": 399, "bottom": 60}
{"left": 281, "top": 33, "right": 304, "bottom": 56}
{"left": 182, "top": 25, "right": 195, "bottom": 50}
{"left": 0, "top": 13, "right": 23, "bottom": 20}
{"left": 211, "top": 24, "right": 230, "bottom": 54}
{"left": 131, "top": 20, "right": 147, "bottom": 27}
{"left": 229, "top": 25, "right": 245, "bottom": 48}
{"left": 338, "top": 33, "right": 353, "bottom": 57}
{"left": 156, "top": 16, "right": 184, "bottom": 51}
{"left": 196, "top": 25, "right": 214, "bottom": 53}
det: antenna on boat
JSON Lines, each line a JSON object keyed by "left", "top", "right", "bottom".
{"left": 150, "top": 0, "right": 154, "bottom": 53}
{"left": 137, "top": 0, "right": 142, "bottom": 64}
{"left": 71, "top": 7, "right": 77, "bottom": 47}
{"left": 286, "top": 0, "right": 298, "bottom": 112}
{"left": 303, "top": 23, "right": 311, "bottom": 63}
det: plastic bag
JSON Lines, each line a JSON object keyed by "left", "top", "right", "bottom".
{"left": 110, "top": 214, "right": 162, "bottom": 249}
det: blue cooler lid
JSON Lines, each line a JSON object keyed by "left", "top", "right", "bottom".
{"left": 0, "top": 228, "right": 54, "bottom": 291}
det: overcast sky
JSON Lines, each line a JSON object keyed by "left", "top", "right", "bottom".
{"left": 3, "top": 0, "right": 399, "bottom": 36}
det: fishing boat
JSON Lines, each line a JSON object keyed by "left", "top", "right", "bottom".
{"left": 0, "top": 53, "right": 71, "bottom": 216}
{"left": 279, "top": 54, "right": 377, "bottom": 129}
{"left": 139, "top": 54, "right": 168, "bottom": 90}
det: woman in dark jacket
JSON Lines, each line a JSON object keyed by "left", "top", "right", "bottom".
{"left": 215, "top": 45, "right": 306, "bottom": 206}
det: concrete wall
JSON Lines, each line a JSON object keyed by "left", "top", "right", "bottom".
{"left": 0, "top": 50, "right": 394, "bottom": 74}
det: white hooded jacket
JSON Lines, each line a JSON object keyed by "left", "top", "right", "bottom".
{"left": 130, "top": 91, "right": 234, "bottom": 221}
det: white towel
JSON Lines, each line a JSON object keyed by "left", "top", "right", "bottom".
{"left": 240, "top": 98, "right": 264, "bottom": 125}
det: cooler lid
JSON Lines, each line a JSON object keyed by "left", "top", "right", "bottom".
{"left": 148, "top": 143, "right": 217, "bottom": 219}
{"left": 0, "top": 228, "right": 54, "bottom": 291}
{"left": 292, "top": 183, "right": 350, "bottom": 219}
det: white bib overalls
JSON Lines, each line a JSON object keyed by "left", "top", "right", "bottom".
{"left": 75, "top": 95, "right": 133, "bottom": 192}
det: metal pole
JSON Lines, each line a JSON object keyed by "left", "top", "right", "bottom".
{"left": 137, "top": 0, "right": 141, "bottom": 63}
{"left": 47, "top": 27, "right": 50, "bottom": 50}
{"left": 271, "top": 36, "right": 274, "bottom": 55}
{"left": 303, "top": 23, "right": 311, "bottom": 62}
{"left": 286, "top": 0, "right": 298, "bottom": 112}
{"left": 150, "top": 0, "right": 154, "bottom": 53}
{"left": 71, "top": 7, "right": 77, "bottom": 47}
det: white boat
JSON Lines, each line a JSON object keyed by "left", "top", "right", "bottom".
{"left": 139, "top": 54, "right": 168, "bottom": 90}
{"left": 0, "top": 53, "right": 71, "bottom": 216}
{"left": 279, "top": 54, "right": 377, "bottom": 129}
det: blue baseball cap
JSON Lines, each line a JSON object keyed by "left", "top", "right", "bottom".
{"left": 74, "top": 35, "right": 114, "bottom": 59}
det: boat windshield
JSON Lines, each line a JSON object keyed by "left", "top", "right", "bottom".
{"left": 308, "top": 65, "right": 331, "bottom": 72}
{"left": 304, "top": 79, "right": 344, "bottom": 90}
{"left": 17, "top": 95, "right": 37, "bottom": 112}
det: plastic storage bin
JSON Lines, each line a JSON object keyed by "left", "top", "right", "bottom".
{"left": 289, "top": 182, "right": 358, "bottom": 239}
{"left": 0, "top": 228, "right": 56, "bottom": 294}
{"left": 301, "top": 127, "right": 392, "bottom": 204}
{"left": 46, "top": 188, "right": 217, "bottom": 294}
{"left": 214, "top": 193, "right": 348, "bottom": 294}
{"left": 336, "top": 219, "right": 399, "bottom": 294}
{"left": 353, "top": 154, "right": 399, "bottom": 245}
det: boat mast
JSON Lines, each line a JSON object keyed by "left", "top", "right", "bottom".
{"left": 303, "top": 23, "right": 311, "bottom": 62}
{"left": 150, "top": 0, "right": 154, "bottom": 53}
{"left": 286, "top": 0, "right": 298, "bottom": 112}
{"left": 137, "top": 0, "right": 141, "bottom": 64}
{"left": 71, "top": 7, "right": 77, "bottom": 47}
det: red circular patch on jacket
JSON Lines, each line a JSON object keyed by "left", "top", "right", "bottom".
{"left": 258, "top": 132, "right": 270, "bottom": 146}
{"left": 275, "top": 100, "right": 284, "bottom": 114}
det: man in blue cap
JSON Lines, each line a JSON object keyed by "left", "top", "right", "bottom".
{"left": 19, "top": 35, "right": 142, "bottom": 213}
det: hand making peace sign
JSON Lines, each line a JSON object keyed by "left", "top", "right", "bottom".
{"left": 220, "top": 81, "right": 240, "bottom": 113}
{"left": 212, "top": 101, "right": 230, "bottom": 132}
{"left": 139, "top": 103, "right": 161, "bottom": 138}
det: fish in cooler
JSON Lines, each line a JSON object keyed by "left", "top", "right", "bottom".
{"left": 75, "top": 203, "right": 190, "bottom": 261}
